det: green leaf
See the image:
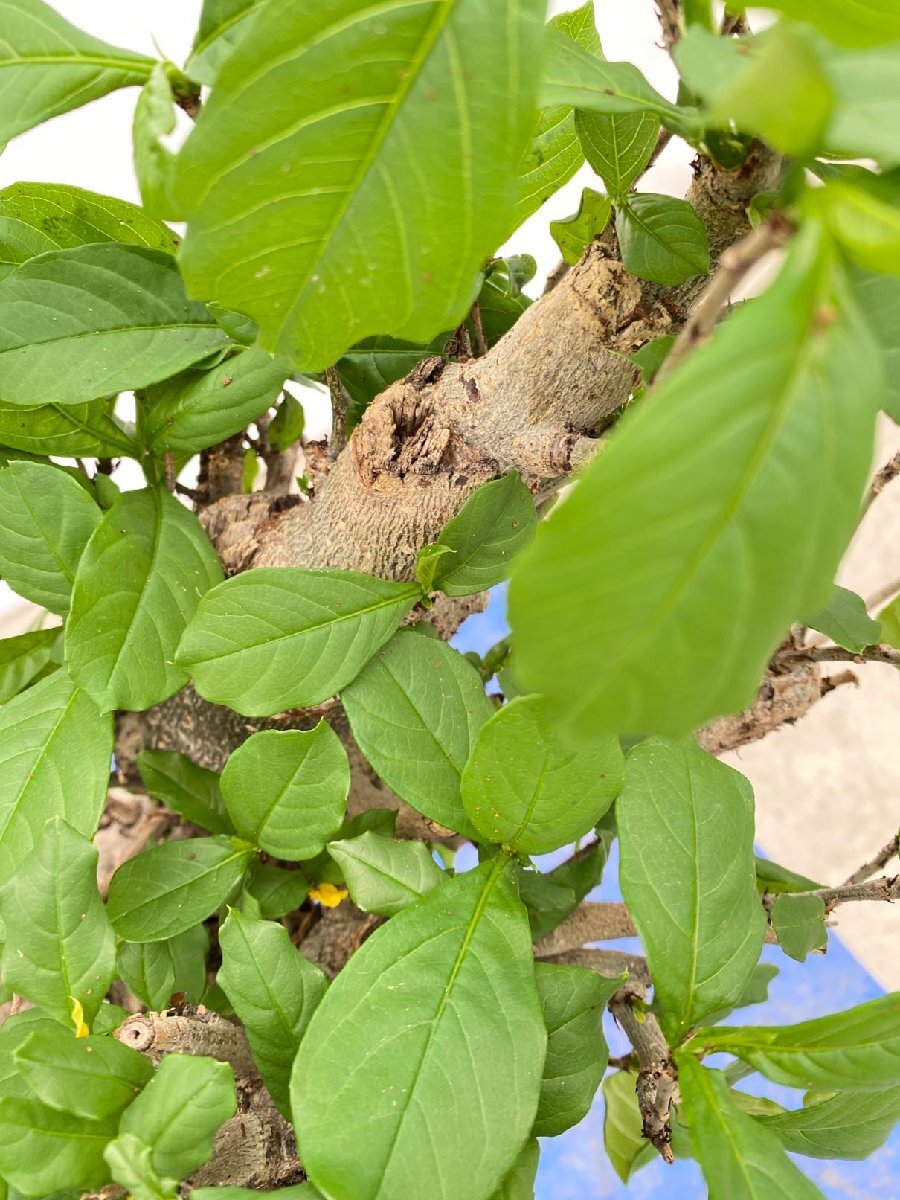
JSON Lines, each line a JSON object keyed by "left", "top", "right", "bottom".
{"left": 220, "top": 723, "right": 349, "bottom": 859}
{"left": 186, "top": 0, "right": 267, "bottom": 86}
{"left": 0, "top": 397, "right": 136, "bottom": 458}
{"left": 476, "top": 262, "right": 533, "bottom": 346}
{"left": 107, "top": 836, "right": 254, "bottom": 943}
{"left": 342, "top": 629, "right": 494, "bottom": 836}
{"left": 65, "top": 487, "right": 223, "bottom": 712}
{"left": 688, "top": 994, "right": 900, "bottom": 1090}
{"left": 133, "top": 63, "right": 183, "bottom": 221}
{"left": 117, "top": 926, "right": 210, "bottom": 1010}
{"left": 0, "top": 460, "right": 101, "bottom": 614}
{"left": 703, "top": 961, "right": 781, "bottom": 1026}
{"left": 755, "top": 855, "right": 824, "bottom": 894}
{"left": 756, "top": 1083, "right": 900, "bottom": 1159}
{"left": 602, "top": 1070, "right": 655, "bottom": 1182}
{"left": 104, "top": 1133, "right": 178, "bottom": 1200}
{"left": 0, "top": 1095, "right": 116, "bottom": 1195}
{"left": 14, "top": 1026, "right": 152, "bottom": 1120}
{"left": 176, "top": 0, "right": 546, "bottom": 371}
{"left": 750, "top": 0, "right": 900, "bottom": 48}
{"left": 268, "top": 391, "right": 305, "bottom": 452}
{"left": 814, "top": 180, "right": 900, "bottom": 276}
{"left": 415, "top": 543, "right": 454, "bottom": 594}
{"left": 327, "top": 832, "right": 444, "bottom": 916}
{"left": 0, "top": 0, "right": 152, "bottom": 147}
{"left": 462, "top": 695, "right": 623, "bottom": 854}
{"left": 615, "top": 194, "right": 709, "bottom": 286}
{"left": 0, "top": 1009, "right": 58, "bottom": 1097}
{"left": 576, "top": 110, "right": 659, "bottom": 200}
{"left": 617, "top": 739, "right": 766, "bottom": 1043}
{"left": 550, "top": 187, "right": 613, "bottom": 267}
{"left": 0, "top": 817, "right": 116, "bottom": 1026}
{"left": 630, "top": 333, "right": 675, "bottom": 386}
{"left": 244, "top": 861, "right": 309, "bottom": 918}
{"left": 519, "top": 838, "right": 608, "bottom": 940}
{"left": 430, "top": 472, "right": 537, "bottom": 596}
{"left": 818, "top": 40, "right": 900, "bottom": 167}
{"left": 0, "top": 181, "right": 177, "bottom": 282}
{"left": 880, "top": 595, "right": 900, "bottom": 648}
{"left": 115, "top": 1053, "right": 236, "bottom": 1179}
{"left": 137, "top": 749, "right": 232, "bottom": 835}
{"left": 218, "top": 909, "right": 327, "bottom": 1116}
{"left": 0, "top": 244, "right": 228, "bottom": 406}
{"left": 292, "top": 859, "right": 546, "bottom": 1200}
{"left": 177, "top": 568, "right": 419, "bottom": 717}
{"left": 850, "top": 267, "right": 900, "bottom": 422}
{"left": 533, "top": 963, "right": 618, "bottom": 1137}
{"left": 489, "top": 1139, "right": 539, "bottom": 1200}
{"left": 0, "top": 672, "right": 112, "bottom": 878}
{"left": 678, "top": 1057, "right": 826, "bottom": 1199}
{"left": 804, "top": 584, "right": 881, "bottom": 652}
{"left": 0, "top": 626, "right": 59, "bottom": 703}
{"left": 336, "top": 336, "right": 448, "bottom": 428}
{"left": 770, "top": 894, "right": 827, "bottom": 962}
{"left": 509, "top": 230, "right": 882, "bottom": 738}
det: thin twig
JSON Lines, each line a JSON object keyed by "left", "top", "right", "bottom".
{"left": 164, "top": 451, "right": 176, "bottom": 493}
{"left": 549, "top": 948, "right": 651, "bottom": 987}
{"left": 785, "top": 644, "right": 900, "bottom": 668}
{"left": 864, "top": 450, "right": 900, "bottom": 516}
{"left": 469, "top": 302, "right": 488, "bottom": 357}
{"left": 610, "top": 984, "right": 677, "bottom": 1164}
{"left": 842, "top": 834, "right": 900, "bottom": 886}
{"left": 655, "top": 0, "right": 682, "bottom": 54}
{"left": 765, "top": 875, "right": 900, "bottom": 914}
{"left": 174, "top": 482, "right": 204, "bottom": 503}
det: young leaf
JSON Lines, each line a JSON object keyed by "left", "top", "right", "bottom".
{"left": 617, "top": 739, "right": 766, "bottom": 1043}
{"left": 218, "top": 908, "right": 327, "bottom": 1116}
{"left": 850, "top": 267, "right": 900, "bottom": 421}
{"left": 342, "top": 629, "right": 494, "bottom": 836}
{"left": 104, "top": 1133, "right": 178, "bottom": 1200}
{"left": 117, "top": 925, "right": 209, "bottom": 1010}
{"left": 326, "top": 832, "right": 444, "bottom": 916}
{"left": 268, "top": 391, "right": 304, "bottom": 451}
{"left": 430, "top": 472, "right": 537, "bottom": 596}
{"left": 66, "top": 487, "right": 223, "bottom": 712}
{"left": 462, "top": 696, "right": 623, "bottom": 854}
{"left": 0, "top": 460, "right": 101, "bottom": 614}
{"left": 244, "top": 861, "right": 309, "bottom": 919}
{"left": 137, "top": 749, "right": 232, "bottom": 835}
{"left": 14, "top": 1026, "right": 152, "bottom": 1120}
{"left": 0, "top": 626, "right": 59, "bottom": 703}
{"left": 133, "top": 63, "right": 183, "bottom": 220}
{"left": 509, "top": 229, "right": 882, "bottom": 738}
{"left": 803, "top": 584, "right": 880, "bottom": 653}
{"left": 550, "top": 187, "right": 613, "bottom": 267}
{"left": 756, "top": 1083, "right": 900, "bottom": 1159}
{"left": 0, "top": 0, "right": 153, "bottom": 146}
{"left": 678, "top": 1057, "right": 826, "bottom": 1199}
{"left": 176, "top": 0, "right": 546, "bottom": 371}
{"left": 115, "top": 1053, "right": 236, "bottom": 1179}
{"left": 532, "top": 963, "right": 618, "bottom": 1137}
{"left": 575, "top": 109, "right": 659, "bottom": 201}
{"left": 489, "top": 1139, "right": 539, "bottom": 1200}
{"left": 292, "top": 859, "right": 546, "bottom": 1200}
{"left": 615, "top": 194, "right": 709, "bottom": 287}
{"left": 880, "top": 595, "right": 900, "bottom": 648}
{"left": 755, "top": 854, "right": 823, "bottom": 894}
{"left": 689, "top": 994, "right": 900, "bottom": 1090}
{"left": 0, "top": 396, "right": 136, "bottom": 458}
{"left": 0, "top": 1096, "right": 116, "bottom": 1195}
{"left": 770, "top": 894, "right": 827, "bottom": 962}
{"left": 186, "top": 0, "right": 268, "bottom": 86}
{"left": 415, "top": 543, "right": 454, "bottom": 594}
{"left": 0, "top": 817, "right": 116, "bottom": 1025}
{"left": 602, "top": 1071, "right": 655, "bottom": 1183}
{"left": 220, "top": 724, "right": 349, "bottom": 859}
{"left": 107, "top": 836, "right": 254, "bottom": 943}
{"left": 0, "top": 673, "right": 112, "bottom": 877}
{"left": 0, "top": 244, "right": 228, "bottom": 406}
{"left": 177, "top": 568, "right": 420, "bottom": 716}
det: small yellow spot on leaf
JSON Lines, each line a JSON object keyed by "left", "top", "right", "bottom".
{"left": 310, "top": 882, "right": 348, "bottom": 908}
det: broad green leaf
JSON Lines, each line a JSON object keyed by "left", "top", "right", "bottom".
{"left": 0, "top": 626, "right": 59, "bottom": 703}
{"left": 137, "top": 749, "right": 232, "bottom": 835}
{"left": 850, "top": 267, "right": 900, "bottom": 422}
{"left": 462, "top": 695, "right": 623, "bottom": 854}
{"left": 244, "top": 861, "right": 309, "bottom": 918}
{"left": 0, "top": 181, "right": 177, "bottom": 282}
{"left": 576, "top": 110, "right": 659, "bottom": 200}
{"left": 755, "top": 855, "right": 823, "bottom": 894}
{"left": 66, "top": 487, "right": 223, "bottom": 712}
{"left": 0, "top": 817, "right": 115, "bottom": 1025}
{"left": 490, "top": 1139, "right": 539, "bottom": 1200}
{"left": 327, "top": 831, "right": 444, "bottom": 916}
{"left": 186, "top": 0, "right": 267, "bottom": 86}
{"left": 617, "top": 739, "right": 766, "bottom": 1043}
{"left": 533, "top": 963, "right": 618, "bottom": 1137}
{"left": 116, "top": 1053, "right": 236, "bottom": 1179}
{"left": 678, "top": 1057, "right": 826, "bottom": 1199}
{"left": 770, "top": 894, "right": 827, "bottom": 962}
{"left": 342, "top": 629, "right": 493, "bottom": 836}
{"left": 104, "top": 1133, "right": 178, "bottom": 1200}
{"left": 0, "top": 1010, "right": 58, "bottom": 1096}
{"left": 0, "top": 673, "right": 112, "bottom": 877}
{"left": 0, "top": 244, "right": 228, "bottom": 406}
{"left": 756, "top": 1083, "right": 900, "bottom": 1159}
{"left": 816, "top": 179, "right": 900, "bottom": 278}
{"left": 336, "top": 335, "right": 448, "bottom": 429}
{"left": 751, "top": 0, "right": 900, "bottom": 48}
{"left": 177, "top": 568, "right": 419, "bottom": 717}
{"left": 117, "top": 925, "right": 209, "bottom": 1010}
{"left": 509, "top": 230, "right": 882, "bottom": 738}
{"left": 430, "top": 472, "right": 537, "bottom": 596}
{"left": 107, "top": 836, "right": 254, "bottom": 943}
{"left": 519, "top": 838, "right": 608, "bottom": 940}
{"left": 688, "top": 994, "right": 900, "bottom": 1089}
{"left": 0, "top": 398, "right": 136, "bottom": 457}
{"left": 176, "top": 0, "right": 546, "bottom": 371}
{"left": 292, "top": 859, "right": 546, "bottom": 1200}
{"left": 703, "top": 962, "right": 780, "bottom": 1026}
{"left": 804, "top": 584, "right": 881, "bottom": 652}
{"left": 14, "top": 1027, "right": 152, "bottom": 1121}
{"left": 615, "top": 194, "right": 709, "bottom": 286}
{"left": 220, "top": 723, "right": 349, "bottom": 859}
{"left": 133, "top": 63, "right": 182, "bottom": 221}
{"left": 603, "top": 1071, "right": 655, "bottom": 1182}
{"left": 819, "top": 40, "right": 900, "bottom": 167}
{"left": 218, "top": 909, "right": 327, "bottom": 1116}
{"left": 0, "top": 0, "right": 152, "bottom": 147}
{"left": 0, "top": 1095, "right": 115, "bottom": 1195}
{"left": 550, "top": 187, "right": 613, "bottom": 267}
{"left": 0, "top": 460, "right": 101, "bottom": 614}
